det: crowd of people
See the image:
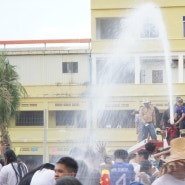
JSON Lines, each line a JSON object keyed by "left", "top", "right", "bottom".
{"left": 0, "top": 97, "right": 184, "bottom": 184}
{"left": 0, "top": 136, "right": 184, "bottom": 185}
{"left": 133, "top": 96, "right": 185, "bottom": 143}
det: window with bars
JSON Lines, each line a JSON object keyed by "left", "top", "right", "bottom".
{"left": 62, "top": 62, "right": 78, "bottom": 73}
{"left": 16, "top": 111, "right": 44, "bottom": 126}
{"left": 56, "top": 110, "right": 86, "bottom": 128}
{"left": 97, "top": 110, "right": 135, "bottom": 128}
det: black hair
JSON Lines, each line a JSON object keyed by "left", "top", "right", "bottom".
{"left": 145, "top": 142, "right": 156, "bottom": 154}
{"left": 128, "top": 153, "right": 136, "bottom": 162}
{"left": 0, "top": 158, "right": 4, "bottom": 166}
{"left": 18, "top": 163, "right": 54, "bottom": 185}
{"left": 114, "top": 149, "right": 128, "bottom": 160}
{"left": 137, "top": 149, "right": 149, "bottom": 160}
{"left": 56, "top": 176, "right": 82, "bottom": 185}
{"left": 56, "top": 157, "right": 78, "bottom": 175}
{"left": 4, "top": 149, "right": 17, "bottom": 164}
{"left": 4, "top": 149, "right": 28, "bottom": 185}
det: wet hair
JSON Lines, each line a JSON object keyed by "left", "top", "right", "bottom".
{"left": 56, "top": 157, "right": 78, "bottom": 175}
{"left": 137, "top": 149, "right": 149, "bottom": 160}
{"left": 4, "top": 149, "right": 28, "bottom": 185}
{"left": 4, "top": 149, "right": 17, "bottom": 164}
{"left": 18, "top": 163, "right": 54, "bottom": 185}
{"left": 55, "top": 176, "right": 82, "bottom": 185}
{"left": 145, "top": 142, "right": 156, "bottom": 154}
{"left": 0, "top": 158, "right": 4, "bottom": 166}
{"left": 114, "top": 149, "right": 128, "bottom": 160}
{"left": 140, "top": 160, "right": 152, "bottom": 174}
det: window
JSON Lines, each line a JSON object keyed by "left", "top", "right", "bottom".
{"left": 62, "top": 62, "right": 78, "bottom": 73}
{"left": 97, "top": 110, "right": 134, "bottom": 128}
{"left": 96, "top": 58, "right": 135, "bottom": 84}
{"left": 140, "top": 21, "right": 159, "bottom": 38}
{"left": 16, "top": 111, "right": 44, "bottom": 126}
{"left": 96, "top": 18, "right": 124, "bottom": 39}
{"left": 56, "top": 110, "right": 86, "bottom": 128}
{"left": 152, "top": 70, "right": 163, "bottom": 83}
{"left": 183, "top": 16, "right": 185, "bottom": 37}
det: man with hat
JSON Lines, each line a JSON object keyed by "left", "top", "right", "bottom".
{"left": 152, "top": 137, "right": 185, "bottom": 185}
{"left": 139, "top": 98, "right": 157, "bottom": 140}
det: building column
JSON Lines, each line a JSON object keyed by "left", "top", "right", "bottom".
{"left": 91, "top": 55, "right": 96, "bottom": 84}
{"left": 178, "top": 54, "right": 184, "bottom": 83}
{"left": 135, "top": 56, "right": 140, "bottom": 84}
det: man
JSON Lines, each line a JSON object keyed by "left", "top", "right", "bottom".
{"left": 174, "top": 97, "right": 185, "bottom": 131}
{"left": 54, "top": 156, "right": 78, "bottom": 181}
{"left": 139, "top": 98, "right": 157, "bottom": 140}
{"left": 135, "top": 149, "right": 159, "bottom": 182}
{"left": 135, "top": 149, "right": 149, "bottom": 164}
{"left": 160, "top": 102, "right": 179, "bottom": 141}
{"left": 110, "top": 149, "right": 135, "bottom": 185}
{"left": 131, "top": 110, "right": 143, "bottom": 143}
{"left": 152, "top": 137, "right": 185, "bottom": 185}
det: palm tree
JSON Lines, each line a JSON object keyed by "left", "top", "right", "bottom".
{"left": 0, "top": 53, "right": 27, "bottom": 153}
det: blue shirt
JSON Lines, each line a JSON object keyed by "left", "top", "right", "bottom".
{"left": 110, "top": 162, "right": 135, "bottom": 185}
{"left": 175, "top": 106, "right": 185, "bottom": 122}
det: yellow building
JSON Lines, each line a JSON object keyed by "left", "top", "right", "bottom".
{"left": 1, "top": 0, "right": 185, "bottom": 163}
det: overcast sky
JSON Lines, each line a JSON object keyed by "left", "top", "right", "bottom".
{"left": 0, "top": 0, "right": 91, "bottom": 40}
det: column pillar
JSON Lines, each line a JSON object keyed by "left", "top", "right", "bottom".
{"left": 178, "top": 54, "right": 184, "bottom": 83}
{"left": 135, "top": 56, "right": 140, "bottom": 84}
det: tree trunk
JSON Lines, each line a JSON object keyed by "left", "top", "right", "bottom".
{"left": 0, "top": 124, "right": 12, "bottom": 155}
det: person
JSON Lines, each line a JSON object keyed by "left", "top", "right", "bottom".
{"left": 128, "top": 153, "right": 140, "bottom": 182}
{"left": 145, "top": 142, "right": 158, "bottom": 167}
{"left": 19, "top": 163, "right": 54, "bottom": 185}
{"left": 135, "top": 149, "right": 149, "bottom": 164}
{"left": 55, "top": 176, "right": 82, "bottom": 185}
{"left": 139, "top": 98, "right": 157, "bottom": 140}
{"left": 138, "top": 160, "right": 153, "bottom": 185}
{"left": 132, "top": 110, "right": 143, "bottom": 142}
{"left": 30, "top": 163, "right": 55, "bottom": 185}
{"left": 0, "top": 158, "right": 4, "bottom": 171}
{"left": 83, "top": 149, "right": 101, "bottom": 185}
{"left": 152, "top": 137, "right": 185, "bottom": 185}
{"left": 99, "top": 155, "right": 113, "bottom": 172}
{"left": 25, "top": 158, "right": 38, "bottom": 172}
{"left": 161, "top": 104, "right": 178, "bottom": 141}
{"left": 153, "top": 147, "right": 170, "bottom": 171}
{"left": 54, "top": 156, "right": 78, "bottom": 181}
{"left": 76, "top": 160, "right": 89, "bottom": 185}
{"left": 0, "top": 149, "right": 28, "bottom": 185}
{"left": 136, "top": 148, "right": 159, "bottom": 181}
{"left": 174, "top": 97, "right": 185, "bottom": 132}
{"left": 161, "top": 105, "right": 171, "bottom": 130}
{"left": 110, "top": 149, "right": 135, "bottom": 185}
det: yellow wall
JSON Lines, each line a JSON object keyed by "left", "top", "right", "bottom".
{"left": 91, "top": 0, "right": 185, "bottom": 53}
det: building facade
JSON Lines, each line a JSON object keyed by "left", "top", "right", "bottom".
{"left": 0, "top": 0, "right": 185, "bottom": 163}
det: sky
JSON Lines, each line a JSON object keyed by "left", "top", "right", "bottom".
{"left": 0, "top": 0, "right": 91, "bottom": 40}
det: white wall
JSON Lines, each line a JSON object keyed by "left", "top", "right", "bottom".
{"left": 8, "top": 54, "right": 90, "bottom": 85}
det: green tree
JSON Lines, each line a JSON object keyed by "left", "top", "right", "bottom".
{"left": 0, "top": 53, "right": 27, "bottom": 153}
